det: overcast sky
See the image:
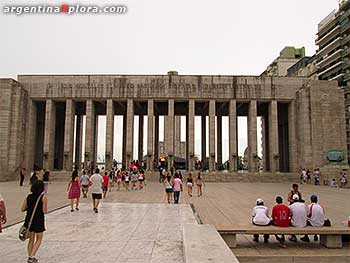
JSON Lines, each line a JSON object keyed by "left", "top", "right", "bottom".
{"left": 0, "top": 0, "right": 341, "bottom": 163}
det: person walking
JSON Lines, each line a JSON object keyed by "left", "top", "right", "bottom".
{"left": 67, "top": 170, "right": 81, "bottom": 212}
{"left": 187, "top": 173, "right": 193, "bottom": 197}
{"left": 0, "top": 192, "right": 7, "bottom": 233}
{"left": 173, "top": 173, "right": 183, "bottom": 204}
{"left": 20, "top": 167, "right": 26, "bottom": 186}
{"left": 90, "top": 168, "right": 103, "bottom": 213}
{"left": 287, "top": 184, "right": 303, "bottom": 205}
{"left": 164, "top": 175, "right": 173, "bottom": 204}
{"left": 21, "top": 180, "right": 48, "bottom": 263}
{"left": 196, "top": 172, "right": 203, "bottom": 197}
{"left": 116, "top": 170, "right": 122, "bottom": 191}
{"left": 102, "top": 172, "right": 109, "bottom": 198}
{"left": 80, "top": 170, "right": 90, "bottom": 198}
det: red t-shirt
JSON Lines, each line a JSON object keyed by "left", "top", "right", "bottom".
{"left": 102, "top": 175, "right": 109, "bottom": 187}
{"left": 272, "top": 204, "right": 290, "bottom": 227}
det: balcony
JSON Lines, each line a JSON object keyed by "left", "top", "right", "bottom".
{"left": 316, "top": 25, "right": 340, "bottom": 45}
{"left": 316, "top": 48, "right": 343, "bottom": 68}
{"left": 317, "top": 37, "right": 343, "bottom": 58}
{"left": 317, "top": 60, "right": 344, "bottom": 78}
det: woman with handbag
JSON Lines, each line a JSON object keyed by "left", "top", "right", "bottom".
{"left": 21, "top": 180, "right": 48, "bottom": 263}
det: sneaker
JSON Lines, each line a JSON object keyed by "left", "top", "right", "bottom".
{"left": 314, "top": 235, "right": 319, "bottom": 242}
{"left": 27, "top": 257, "right": 36, "bottom": 263}
{"left": 70, "top": 209, "right": 74, "bottom": 212}
{"left": 253, "top": 237, "right": 259, "bottom": 243}
{"left": 300, "top": 236, "right": 310, "bottom": 242}
{"left": 95, "top": 208, "right": 98, "bottom": 213}
{"left": 75, "top": 207, "right": 79, "bottom": 211}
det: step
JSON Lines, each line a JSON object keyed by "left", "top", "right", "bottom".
{"left": 183, "top": 224, "right": 240, "bottom": 263}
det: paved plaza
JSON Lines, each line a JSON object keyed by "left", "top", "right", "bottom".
{"left": 0, "top": 179, "right": 349, "bottom": 262}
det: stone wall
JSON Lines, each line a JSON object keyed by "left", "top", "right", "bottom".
{"left": 0, "top": 79, "right": 27, "bottom": 180}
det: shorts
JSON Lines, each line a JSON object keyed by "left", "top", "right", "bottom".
{"left": 82, "top": 185, "right": 89, "bottom": 190}
{"left": 117, "top": 178, "right": 122, "bottom": 183}
{"left": 92, "top": 193, "right": 102, "bottom": 200}
{"left": 102, "top": 186, "right": 108, "bottom": 192}
{"left": 187, "top": 182, "right": 193, "bottom": 187}
{"left": 166, "top": 188, "right": 173, "bottom": 193}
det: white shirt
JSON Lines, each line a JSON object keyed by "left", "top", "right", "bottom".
{"left": 289, "top": 202, "right": 308, "bottom": 227}
{"left": 308, "top": 203, "right": 325, "bottom": 227}
{"left": 252, "top": 205, "right": 270, "bottom": 226}
{"left": 90, "top": 173, "right": 103, "bottom": 194}
{"left": 80, "top": 175, "right": 90, "bottom": 186}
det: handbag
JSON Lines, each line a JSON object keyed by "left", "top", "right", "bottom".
{"left": 323, "top": 218, "right": 331, "bottom": 227}
{"left": 19, "top": 192, "right": 44, "bottom": 241}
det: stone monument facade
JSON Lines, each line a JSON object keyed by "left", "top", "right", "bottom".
{"left": 0, "top": 74, "right": 347, "bottom": 180}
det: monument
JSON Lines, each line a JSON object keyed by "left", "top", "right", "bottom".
{"left": 0, "top": 73, "right": 347, "bottom": 180}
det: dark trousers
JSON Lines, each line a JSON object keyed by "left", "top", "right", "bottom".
{"left": 19, "top": 175, "right": 24, "bottom": 186}
{"left": 174, "top": 191, "right": 180, "bottom": 204}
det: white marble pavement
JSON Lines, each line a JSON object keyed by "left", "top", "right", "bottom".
{"left": 0, "top": 203, "right": 197, "bottom": 263}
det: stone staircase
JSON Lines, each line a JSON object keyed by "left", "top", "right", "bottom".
{"left": 49, "top": 170, "right": 299, "bottom": 183}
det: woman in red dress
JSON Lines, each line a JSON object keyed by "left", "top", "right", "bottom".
{"left": 68, "top": 170, "right": 81, "bottom": 212}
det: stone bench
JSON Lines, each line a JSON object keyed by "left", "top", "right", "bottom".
{"left": 217, "top": 225, "right": 350, "bottom": 248}
{"left": 183, "top": 224, "right": 240, "bottom": 263}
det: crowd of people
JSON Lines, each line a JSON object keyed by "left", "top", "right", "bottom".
{"left": 300, "top": 168, "right": 348, "bottom": 187}
{"left": 160, "top": 169, "right": 204, "bottom": 204}
{"left": 252, "top": 183, "right": 329, "bottom": 248}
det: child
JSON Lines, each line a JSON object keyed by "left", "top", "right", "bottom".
{"left": 102, "top": 172, "right": 109, "bottom": 198}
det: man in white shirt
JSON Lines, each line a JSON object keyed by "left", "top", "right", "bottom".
{"left": 289, "top": 194, "right": 308, "bottom": 242}
{"left": 252, "top": 198, "right": 270, "bottom": 243}
{"left": 302, "top": 195, "right": 326, "bottom": 242}
{"left": 90, "top": 168, "right": 103, "bottom": 213}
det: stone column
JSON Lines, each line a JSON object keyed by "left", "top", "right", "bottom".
{"left": 201, "top": 115, "right": 207, "bottom": 166}
{"left": 125, "top": 99, "right": 134, "bottom": 167}
{"left": 217, "top": 115, "right": 223, "bottom": 168}
{"left": 229, "top": 100, "right": 237, "bottom": 172}
{"left": 288, "top": 101, "right": 297, "bottom": 173}
{"left": 261, "top": 117, "right": 268, "bottom": 172}
{"left": 174, "top": 116, "right": 181, "bottom": 158}
{"left": 75, "top": 115, "right": 84, "bottom": 169}
{"left": 64, "top": 99, "right": 75, "bottom": 171}
{"left": 154, "top": 115, "right": 159, "bottom": 167}
{"left": 209, "top": 100, "right": 216, "bottom": 171}
{"left": 122, "top": 114, "right": 127, "bottom": 169}
{"left": 85, "top": 100, "right": 95, "bottom": 168}
{"left": 43, "top": 100, "right": 56, "bottom": 170}
{"left": 138, "top": 115, "right": 144, "bottom": 161}
{"left": 248, "top": 100, "right": 258, "bottom": 172}
{"left": 188, "top": 100, "right": 195, "bottom": 171}
{"left": 147, "top": 100, "right": 154, "bottom": 171}
{"left": 25, "top": 101, "right": 37, "bottom": 172}
{"left": 269, "top": 100, "right": 279, "bottom": 172}
{"left": 166, "top": 99, "right": 175, "bottom": 168}
{"left": 105, "top": 99, "right": 114, "bottom": 170}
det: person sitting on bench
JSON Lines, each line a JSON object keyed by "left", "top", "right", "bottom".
{"left": 252, "top": 198, "right": 270, "bottom": 243}
{"left": 301, "top": 194, "right": 326, "bottom": 242}
{"left": 289, "top": 194, "right": 308, "bottom": 242}
{"left": 271, "top": 196, "right": 290, "bottom": 248}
